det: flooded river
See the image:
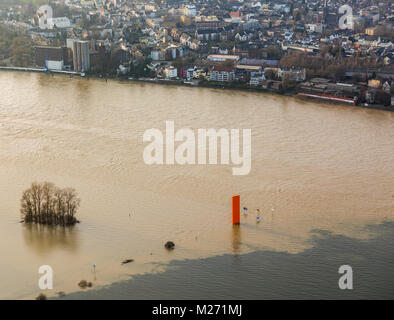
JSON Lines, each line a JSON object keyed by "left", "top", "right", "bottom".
{"left": 0, "top": 71, "right": 393, "bottom": 299}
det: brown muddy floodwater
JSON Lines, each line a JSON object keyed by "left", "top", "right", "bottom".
{"left": 0, "top": 71, "right": 393, "bottom": 299}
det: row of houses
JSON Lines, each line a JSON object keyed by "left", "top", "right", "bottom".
{"left": 152, "top": 59, "right": 306, "bottom": 85}
{"left": 207, "top": 61, "right": 306, "bottom": 85}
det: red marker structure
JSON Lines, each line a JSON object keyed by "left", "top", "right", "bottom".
{"left": 232, "top": 195, "right": 240, "bottom": 225}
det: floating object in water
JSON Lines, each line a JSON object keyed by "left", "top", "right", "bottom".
{"left": 165, "top": 241, "right": 175, "bottom": 250}
{"left": 232, "top": 195, "right": 240, "bottom": 225}
{"left": 78, "top": 280, "right": 92, "bottom": 289}
{"left": 121, "top": 259, "right": 134, "bottom": 265}
{"left": 35, "top": 293, "right": 47, "bottom": 300}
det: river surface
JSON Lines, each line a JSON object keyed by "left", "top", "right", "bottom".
{"left": 0, "top": 71, "right": 393, "bottom": 299}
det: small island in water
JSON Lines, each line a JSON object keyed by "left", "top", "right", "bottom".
{"left": 20, "top": 182, "right": 80, "bottom": 226}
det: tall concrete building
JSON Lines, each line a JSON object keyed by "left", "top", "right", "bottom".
{"left": 72, "top": 40, "right": 90, "bottom": 72}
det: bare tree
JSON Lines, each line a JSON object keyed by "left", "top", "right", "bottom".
{"left": 20, "top": 182, "right": 80, "bottom": 226}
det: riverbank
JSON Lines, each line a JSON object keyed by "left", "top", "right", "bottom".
{"left": 1, "top": 67, "right": 392, "bottom": 112}
{"left": 56, "top": 221, "right": 394, "bottom": 300}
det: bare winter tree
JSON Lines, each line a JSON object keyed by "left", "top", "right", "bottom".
{"left": 20, "top": 182, "right": 80, "bottom": 226}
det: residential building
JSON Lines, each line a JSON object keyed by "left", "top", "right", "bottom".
{"left": 72, "top": 40, "right": 90, "bottom": 72}
{"left": 250, "top": 72, "right": 265, "bottom": 86}
{"left": 151, "top": 49, "right": 165, "bottom": 61}
{"left": 278, "top": 68, "right": 307, "bottom": 82}
{"left": 209, "top": 66, "right": 235, "bottom": 82}
{"left": 164, "top": 66, "right": 178, "bottom": 79}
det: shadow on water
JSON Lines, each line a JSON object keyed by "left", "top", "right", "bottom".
{"left": 59, "top": 221, "right": 394, "bottom": 300}
{"left": 22, "top": 223, "right": 80, "bottom": 254}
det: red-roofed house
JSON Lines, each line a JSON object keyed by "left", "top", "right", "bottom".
{"left": 229, "top": 11, "right": 241, "bottom": 18}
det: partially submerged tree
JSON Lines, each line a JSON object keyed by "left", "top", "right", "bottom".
{"left": 21, "top": 182, "right": 80, "bottom": 226}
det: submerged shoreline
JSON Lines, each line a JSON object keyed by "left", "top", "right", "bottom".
{"left": 1, "top": 67, "right": 392, "bottom": 112}
{"left": 55, "top": 221, "right": 394, "bottom": 300}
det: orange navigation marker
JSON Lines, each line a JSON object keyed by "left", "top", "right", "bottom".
{"left": 232, "top": 195, "right": 240, "bottom": 225}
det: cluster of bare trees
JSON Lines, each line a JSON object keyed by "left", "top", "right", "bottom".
{"left": 279, "top": 46, "right": 392, "bottom": 82}
{"left": 21, "top": 182, "right": 80, "bottom": 226}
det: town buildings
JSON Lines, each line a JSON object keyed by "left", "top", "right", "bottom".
{"left": 34, "top": 46, "right": 68, "bottom": 69}
{"left": 1, "top": 0, "right": 393, "bottom": 106}
{"left": 209, "top": 66, "right": 235, "bottom": 82}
